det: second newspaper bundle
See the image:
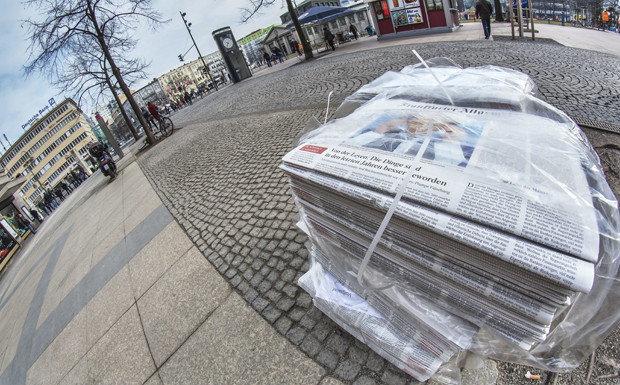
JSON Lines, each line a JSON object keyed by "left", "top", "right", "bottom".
{"left": 281, "top": 59, "right": 620, "bottom": 383}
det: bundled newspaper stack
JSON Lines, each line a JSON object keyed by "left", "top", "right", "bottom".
{"left": 281, "top": 58, "right": 620, "bottom": 383}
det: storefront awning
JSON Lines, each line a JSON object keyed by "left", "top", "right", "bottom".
{"left": 285, "top": 6, "right": 346, "bottom": 28}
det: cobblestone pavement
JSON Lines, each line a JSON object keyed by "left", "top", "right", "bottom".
{"left": 137, "top": 40, "right": 620, "bottom": 385}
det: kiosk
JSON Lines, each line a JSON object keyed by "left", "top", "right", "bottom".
{"left": 367, "top": 0, "right": 460, "bottom": 39}
{"left": 213, "top": 27, "right": 252, "bottom": 83}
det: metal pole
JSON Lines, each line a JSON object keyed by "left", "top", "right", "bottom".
{"left": 180, "top": 11, "right": 218, "bottom": 91}
{"left": 517, "top": 0, "right": 523, "bottom": 36}
{"left": 529, "top": 0, "right": 535, "bottom": 40}
{"left": 509, "top": 0, "right": 515, "bottom": 38}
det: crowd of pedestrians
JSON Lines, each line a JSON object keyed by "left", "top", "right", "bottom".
{"left": 36, "top": 167, "right": 88, "bottom": 217}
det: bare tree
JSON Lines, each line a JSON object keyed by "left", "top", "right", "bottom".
{"left": 242, "top": 0, "right": 314, "bottom": 60}
{"left": 23, "top": 0, "right": 168, "bottom": 144}
{"left": 53, "top": 37, "right": 150, "bottom": 141}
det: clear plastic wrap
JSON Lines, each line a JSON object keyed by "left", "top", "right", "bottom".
{"left": 283, "top": 58, "right": 620, "bottom": 381}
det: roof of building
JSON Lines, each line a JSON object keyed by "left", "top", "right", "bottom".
{"left": 285, "top": 6, "right": 345, "bottom": 28}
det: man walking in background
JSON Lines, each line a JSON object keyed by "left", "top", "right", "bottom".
{"left": 476, "top": 0, "right": 494, "bottom": 39}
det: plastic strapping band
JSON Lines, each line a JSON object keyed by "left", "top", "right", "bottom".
{"left": 412, "top": 49, "right": 455, "bottom": 106}
{"left": 324, "top": 91, "right": 334, "bottom": 124}
{"left": 356, "top": 120, "right": 436, "bottom": 288}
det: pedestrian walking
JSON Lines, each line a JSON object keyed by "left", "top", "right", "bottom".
{"left": 38, "top": 203, "right": 50, "bottom": 216}
{"left": 30, "top": 208, "right": 43, "bottom": 223}
{"left": 141, "top": 106, "right": 155, "bottom": 129}
{"left": 349, "top": 24, "right": 359, "bottom": 40}
{"left": 60, "top": 180, "right": 72, "bottom": 194}
{"left": 273, "top": 47, "right": 284, "bottom": 63}
{"left": 16, "top": 214, "right": 35, "bottom": 234}
{"left": 55, "top": 187, "right": 65, "bottom": 202}
{"left": 475, "top": 0, "right": 493, "bottom": 39}
{"left": 263, "top": 51, "right": 272, "bottom": 67}
{"left": 323, "top": 26, "right": 336, "bottom": 51}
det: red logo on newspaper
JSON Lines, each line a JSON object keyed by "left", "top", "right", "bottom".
{"left": 299, "top": 145, "right": 328, "bottom": 154}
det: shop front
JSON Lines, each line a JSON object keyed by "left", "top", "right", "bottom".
{"left": 367, "top": 0, "right": 459, "bottom": 39}
{"left": 0, "top": 172, "right": 29, "bottom": 270}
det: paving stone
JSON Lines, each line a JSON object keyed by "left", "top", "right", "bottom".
{"left": 274, "top": 316, "right": 293, "bottom": 335}
{"left": 262, "top": 305, "right": 282, "bottom": 324}
{"left": 243, "top": 288, "right": 258, "bottom": 303}
{"left": 335, "top": 360, "right": 361, "bottom": 381}
{"left": 286, "top": 326, "right": 307, "bottom": 346}
{"left": 316, "top": 349, "right": 339, "bottom": 371}
{"left": 258, "top": 281, "right": 272, "bottom": 294}
{"left": 300, "top": 334, "right": 322, "bottom": 357}
{"left": 353, "top": 376, "right": 376, "bottom": 385}
{"left": 289, "top": 307, "right": 307, "bottom": 322}
{"left": 265, "top": 289, "right": 281, "bottom": 303}
{"left": 300, "top": 316, "right": 317, "bottom": 330}
{"left": 348, "top": 346, "right": 368, "bottom": 365}
{"left": 381, "top": 370, "right": 407, "bottom": 385}
{"left": 327, "top": 333, "right": 350, "bottom": 355}
{"left": 276, "top": 297, "right": 295, "bottom": 312}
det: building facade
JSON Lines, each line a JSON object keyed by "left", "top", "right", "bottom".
{"left": 157, "top": 52, "right": 228, "bottom": 104}
{"left": 132, "top": 80, "right": 169, "bottom": 109}
{"left": 0, "top": 98, "right": 95, "bottom": 204}
{"left": 366, "top": 0, "right": 460, "bottom": 39}
{"left": 239, "top": 27, "right": 274, "bottom": 67}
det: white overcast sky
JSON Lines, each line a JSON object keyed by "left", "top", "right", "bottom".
{"left": 0, "top": 0, "right": 287, "bottom": 151}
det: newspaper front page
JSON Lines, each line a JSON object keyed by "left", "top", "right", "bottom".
{"left": 283, "top": 99, "right": 601, "bottom": 264}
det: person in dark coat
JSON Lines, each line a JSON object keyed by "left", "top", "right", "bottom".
{"left": 263, "top": 51, "right": 272, "bottom": 67}
{"left": 475, "top": 0, "right": 494, "bottom": 39}
{"left": 349, "top": 24, "right": 358, "bottom": 40}
{"left": 323, "top": 27, "right": 336, "bottom": 51}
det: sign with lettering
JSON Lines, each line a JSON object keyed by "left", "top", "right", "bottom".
{"left": 21, "top": 98, "right": 57, "bottom": 130}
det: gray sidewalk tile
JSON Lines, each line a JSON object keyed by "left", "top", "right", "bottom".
{"left": 85, "top": 265, "right": 134, "bottom": 346}
{"left": 37, "top": 251, "right": 91, "bottom": 329}
{"left": 90, "top": 222, "right": 125, "bottom": 268}
{"left": 137, "top": 246, "right": 231, "bottom": 367}
{"left": 123, "top": 191, "right": 163, "bottom": 236}
{"left": 158, "top": 291, "right": 326, "bottom": 385}
{"left": 144, "top": 372, "right": 164, "bottom": 385}
{"left": 57, "top": 357, "right": 86, "bottom": 385}
{"left": 85, "top": 304, "right": 155, "bottom": 384}
{"left": 127, "top": 221, "right": 193, "bottom": 299}
{"left": 26, "top": 306, "right": 87, "bottom": 385}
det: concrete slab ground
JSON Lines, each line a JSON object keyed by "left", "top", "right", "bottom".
{"left": 0, "top": 150, "right": 326, "bottom": 384}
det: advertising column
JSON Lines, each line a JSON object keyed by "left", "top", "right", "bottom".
{"left": 213, "top": 27, "right": 252, "bottom": 84}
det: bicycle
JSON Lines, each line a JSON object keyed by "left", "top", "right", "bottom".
{"left": 152, "top": 113, "right": 174, "bottom": 138}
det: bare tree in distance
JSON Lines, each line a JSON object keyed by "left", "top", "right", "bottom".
{"left": 52, "top": 37, "right": 150, "bottom": 142}
{"left": 23, "top": 0, "right": 168, "bottom": 145}
{"left": 241, "top": 0, "right": 314, "bottom": 60}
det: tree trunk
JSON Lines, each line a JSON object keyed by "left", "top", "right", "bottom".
{"left": 87, "top": 1, "right": 156, "bottom": 144}
{"left": 107, "top": 75, "right": 138, "bottom": 145}
{"left": 494, "top": 0, "right": 505, "bottom": 21}
{"left": 103, "top": 64, "right": 140, "bottom": 142}
{"left": 287, "top": 0, "right": 314, "bottom": 60}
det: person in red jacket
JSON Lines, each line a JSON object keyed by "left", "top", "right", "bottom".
{"left": 148, "top": 102, "right": 160, "bottom": 121}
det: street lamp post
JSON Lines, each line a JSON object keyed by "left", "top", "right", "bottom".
{"left": 180, "top": 11, "right": 218, "bottom": 91}
{"left": 24, "top": 155, "right": 45, "bottom": 197}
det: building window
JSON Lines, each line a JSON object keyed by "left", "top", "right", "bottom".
{"left": 426, "top": 0, "right": 444, "bottom": 11}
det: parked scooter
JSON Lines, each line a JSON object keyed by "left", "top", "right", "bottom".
{"left": 88, "top": 142, "right": 117, "bottom": 179}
